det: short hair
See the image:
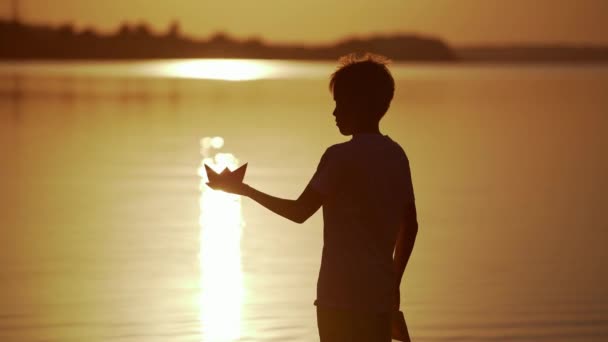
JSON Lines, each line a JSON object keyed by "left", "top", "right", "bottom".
{"left": 329, "top": 53, "right": 395, "bottom": 119}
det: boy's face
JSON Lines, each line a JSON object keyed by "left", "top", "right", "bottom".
{"left": 333, "top": 94, "right": 354, "bottom": 135}
{"left": 332, "top": 88, "right": 367, "bottom": 136}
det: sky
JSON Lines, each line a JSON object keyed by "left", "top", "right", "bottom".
{"left": 2, "top": 0, "right": 608, "bottom": 46}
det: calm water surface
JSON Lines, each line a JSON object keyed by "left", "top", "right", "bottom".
{"left": 0, "top": 60, "right": 607, "bottom": 341}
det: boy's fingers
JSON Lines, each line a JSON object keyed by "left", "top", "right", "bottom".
{"left": 206, "top": 180, "right": 243, "bottom": 194}
{"left": 206, "top": 182, "right": 220, "bottom": 190}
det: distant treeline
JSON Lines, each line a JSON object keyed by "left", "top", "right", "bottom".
{"left": 0, "top": 20, "right": 455, "bottom": 61}
{"left": 2, "top": 20, "right": 608, "bottom": 63}
{"left": 459, "top": 45, "right": 608, "bottom": 63}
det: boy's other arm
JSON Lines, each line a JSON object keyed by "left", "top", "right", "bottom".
{"left": 393, "top": 201, "right": 419, "bottom": 287}
{"left": 243, "top": 183, "right": 323, "bottom": 224}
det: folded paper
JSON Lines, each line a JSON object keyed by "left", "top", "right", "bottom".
{"left": 204, "top": 163, "right": 248, "bottom": 184}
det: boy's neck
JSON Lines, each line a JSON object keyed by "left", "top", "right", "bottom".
{"left": 352, "top": 124, "right": 382, "bottom": 136}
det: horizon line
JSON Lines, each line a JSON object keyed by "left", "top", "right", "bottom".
{"left": 3, "top": 17, "right": 608, "bottom": 49}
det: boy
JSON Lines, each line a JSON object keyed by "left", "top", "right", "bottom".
{"left": 206, "top": 53, "right": 418, "bottom": 342}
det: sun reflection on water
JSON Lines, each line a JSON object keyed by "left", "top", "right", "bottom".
{"left": 163, "top": 59, "right": 276, "bottom": 81}
{"left": 198, "top": 136, "right": 244, "bottom": 341}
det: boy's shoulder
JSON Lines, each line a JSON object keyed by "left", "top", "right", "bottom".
{"left": 326, "top": 136, "right": 408, "bottom": 159}
{"left": 325, "top": 140, "right": 350, "bottom": 153}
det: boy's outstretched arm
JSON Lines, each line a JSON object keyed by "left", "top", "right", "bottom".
{"left": 242, "top": 183, "right": 323, "bottom": 224}
{"left": 206, "top": 179, "right": 323, "bottom": 224}
{"left": 393, "top": 201, "right": 418, "bottom": 308}
{"left": 243, "top": 185, "right": 323, "bottom": 223}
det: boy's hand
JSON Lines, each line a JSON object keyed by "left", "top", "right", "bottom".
{"left": 204, "top": 163, "right": 249, "bottom": 196}
{"left": 393, "top": 282, "right": 400, "bottom": 311}
{"left": 206, "top": 180, "right": 250, "bottom": 196}
{"left": 392, "top": 309, "right": 411, "bottom": 342}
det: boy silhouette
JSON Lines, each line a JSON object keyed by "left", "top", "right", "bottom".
{"left": 206, "top": 53, "right": 418, "bottom": 342}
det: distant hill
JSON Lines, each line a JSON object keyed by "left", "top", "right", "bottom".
{"left": 0, "top": 20, "right": 456, "bottom": 61}
{"left": 458, "top": 45, "right": 608, "bottom": 63}
{"left": 3, "top": 20, "right": 608, "bottom": 63}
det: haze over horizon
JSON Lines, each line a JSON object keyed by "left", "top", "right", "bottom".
{"left": 1, "top": 0, "right": 608, "bottom": 46}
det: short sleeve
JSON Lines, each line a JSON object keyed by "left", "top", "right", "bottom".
{"left": 308, "top": 147, "right": 334, "bottom": 197}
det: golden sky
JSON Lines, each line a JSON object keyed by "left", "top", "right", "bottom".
{"left": 2, "top": 0, "right": 608, "bottom": 45}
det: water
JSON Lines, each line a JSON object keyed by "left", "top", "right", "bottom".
{"left": 1, "top": 60, "right": 607, "bottom": 341}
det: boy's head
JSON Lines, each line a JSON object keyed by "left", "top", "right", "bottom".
{"left": 330, "top": 53, "right": 395, "bottom": 135}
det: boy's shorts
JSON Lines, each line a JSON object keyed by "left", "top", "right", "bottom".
{"left": 316, "top": 306, "right": 391, "bottom": 342}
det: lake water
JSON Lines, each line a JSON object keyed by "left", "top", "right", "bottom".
{"left": 0, "top": 60, "right": 607, "bottom": 342}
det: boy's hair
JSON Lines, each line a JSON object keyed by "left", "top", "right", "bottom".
{"left": 329, "top": 53, "right": 395, "bottom": 119}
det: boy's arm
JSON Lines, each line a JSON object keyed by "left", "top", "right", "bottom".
{"left": 393, "top": 201, "right": 419, "bottom": 293}
{"left": 242, "top": 183, "right": 323, "bottom": 224}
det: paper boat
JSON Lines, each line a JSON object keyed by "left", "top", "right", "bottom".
{"left": 204, "top": 163, "right": 248, "bottom": 184}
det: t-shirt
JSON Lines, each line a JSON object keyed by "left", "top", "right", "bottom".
{"left": 308, "top": 133, "right": 415, "bottom": 313}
